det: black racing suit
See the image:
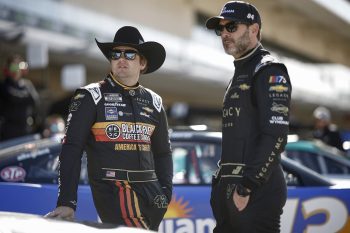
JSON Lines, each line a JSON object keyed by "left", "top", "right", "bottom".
{"left": 57, "top": 74, "right": 173, "bottom": 230}
{"left": 211, "top": 44, "right": 292, "bottom": 233}
{"left": 0, "top": 76, "right": 39, "bottom": 140}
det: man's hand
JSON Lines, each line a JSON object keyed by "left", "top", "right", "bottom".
{"left": 233, "top": 189, "right": 250, "bottom": 211}
{"left": 45, "top": 206, "right": 75, "bottom": 220}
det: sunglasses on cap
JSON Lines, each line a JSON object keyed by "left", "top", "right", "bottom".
{"left": 110, "top": 49, "right": 139, "bottom": 60}
{"left": 215, "top": 22, "right": 248, "bottom": 36}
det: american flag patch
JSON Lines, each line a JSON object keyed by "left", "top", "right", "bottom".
{"left": 106, "top": 171, "right": 115, "bottom": 178}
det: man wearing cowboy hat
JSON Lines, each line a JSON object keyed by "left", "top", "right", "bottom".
{"left": 46, "top": 26, "right": 172, "bottom": 231}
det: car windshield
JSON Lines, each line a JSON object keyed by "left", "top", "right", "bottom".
{"left": 172, "top": 141, "right": 220, "bottom": 185}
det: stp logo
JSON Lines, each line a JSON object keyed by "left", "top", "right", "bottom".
{"left": 105, "top": 124, "right": 121, "bottom": 139}
{"left": 0, "top": 166, "right": 26, "bottom": 182}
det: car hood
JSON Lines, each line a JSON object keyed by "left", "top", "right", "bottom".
{"left": 0, "top": 211, "right": 155, "bottom": 233}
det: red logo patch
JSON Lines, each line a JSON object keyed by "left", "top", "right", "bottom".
{"left": 0, "top": 166, "right": 26, "bottom": 182}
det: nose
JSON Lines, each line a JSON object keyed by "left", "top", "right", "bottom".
{"left": 118, "top": 56, "right": 127, "bottom": 61}
{"left": 220, "top": 28, "right": 230, "bottom": 38}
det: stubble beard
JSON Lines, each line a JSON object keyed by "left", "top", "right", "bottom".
{"left": 223, "top": 29, "right": 251, "bottom": 58}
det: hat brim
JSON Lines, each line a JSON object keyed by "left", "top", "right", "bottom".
{"left": 205, "top": 16, "right": 243, "bottom": 29}
{"left": 95, "top": 39, "right": 166, "bottom": 74}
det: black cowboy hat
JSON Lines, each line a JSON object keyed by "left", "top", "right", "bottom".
{"left": 95, "top": 26, "right": 166, "bottom": 74}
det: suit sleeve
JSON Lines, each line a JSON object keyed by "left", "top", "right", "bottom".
{"left": 151, "top": 106, "right": 173, "bottom": 201}
{"left": 242, "top": 64, "right": 292, "bottom": 191}
{"left": 57, "top": 89, "right": 96, "bottom": 210}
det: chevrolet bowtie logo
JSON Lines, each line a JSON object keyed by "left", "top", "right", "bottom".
{"left": 239, "top": 83, "right": 250, "bottom": 91}
{"left": 232, "top": 166, "right": 242, "bottom": 175}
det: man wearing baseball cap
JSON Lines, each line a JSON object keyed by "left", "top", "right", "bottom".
{"left": 46, "top": 26, "right": 172, "bottom": 231}
{"left": 207, "top": 1, "right": 292, "bottom": 232}
{"left": 313, "top": 106, "right": 345, "bottom": 151}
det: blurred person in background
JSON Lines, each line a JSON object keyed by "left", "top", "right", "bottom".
{"left": 206, "top": 1, "right": 292, "bottom": 232}
{"left": 313, "top": 106, "right": 345, "bottom": 151}
{"left": 41, "top": 114, "right": 65, "bottom": 139}
{"left": 46, "top": 26, "right": 172, "bottom": 231}
{"left": 0, "top": 54, "right": 40, "bottom": 141}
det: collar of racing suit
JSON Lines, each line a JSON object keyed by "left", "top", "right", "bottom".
{"left": 106, "top": 72, "right": 143, "bottom": 97}
{"left": 234, "top": 42, "right": 262, "bottom": 64}
{"left": 108, "top": 72, "right": 140, "bottom": 90}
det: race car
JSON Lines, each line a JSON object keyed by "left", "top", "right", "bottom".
{"left": 0, "top": 131, "right": 349, "bottom": 233}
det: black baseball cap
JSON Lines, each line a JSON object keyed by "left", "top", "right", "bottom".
{"left": 206, "top": 1, "right": 261, "bottom": 29}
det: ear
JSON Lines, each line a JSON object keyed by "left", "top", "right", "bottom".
{"left": 250, "top": 23, "right": 259, "bottom": 36}
{"left": 140, "top": 57, "right": 148, "bottom": 73}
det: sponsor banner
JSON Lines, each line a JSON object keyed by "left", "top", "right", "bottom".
{"left": 0, "top": 166, "right": 26, "bottom": 182}
{"left": 105, "top": 107, "right": 118, "bottom": 121}
{"left": 269, "top": 85, "right": 289, "bottom": 93}
{"left": 114, "top": 143, "right": 151, "bottom": 151}
{"left": 269, "top": 116, "right": 289, "bottom": 125}
{"left": 269, "top": 75, "right": 287, "bottom": 84}
{"left": 271, "top": 102, "right": 289, "bottom": 116}
{"left": 0, "top": 184, "right": 349, "bottom": 233}
{"left": 159, "top": 187, "right": 350, "bottom": 233}
{"left": 104, "top": 93, "right": 122, "bottom": 102}
{"left": 91, "top": 121, "right": 155, "bottom": 143}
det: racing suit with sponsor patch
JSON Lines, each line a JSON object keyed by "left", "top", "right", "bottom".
{"left": 57, "top": 74, "right": 172, "bottom": 230}
{"left": 211, "top": 45, "right": 292, "bottom": 233}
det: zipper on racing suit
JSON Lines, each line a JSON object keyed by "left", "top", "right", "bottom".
{"left": 128, "top": 89, "right": 142, "bottom": 170}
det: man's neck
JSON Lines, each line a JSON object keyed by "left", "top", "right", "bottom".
{"left": 110, "top": 72, "right": 139, "bottom": 88}
{"left": 235, "top": 42, "right": 261, "bottom": 61}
